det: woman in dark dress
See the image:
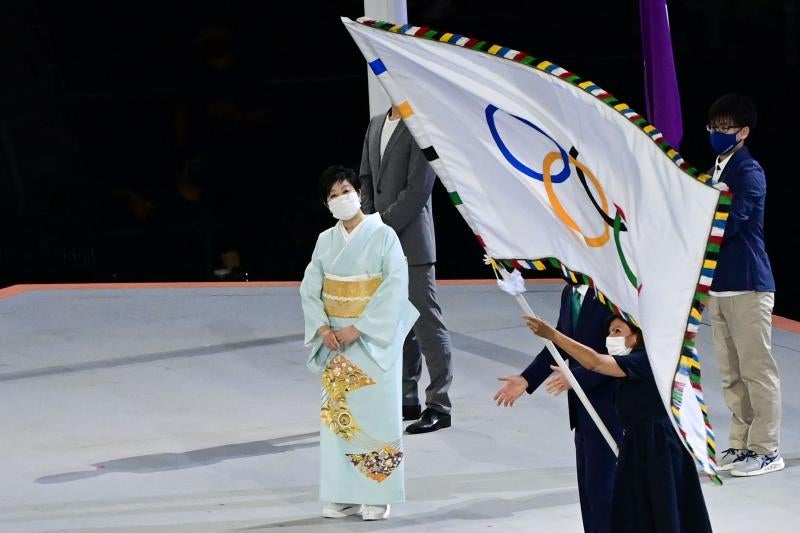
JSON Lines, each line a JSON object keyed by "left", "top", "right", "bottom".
{"left": 526, "top": 314, "right": 712, "bottom": 533}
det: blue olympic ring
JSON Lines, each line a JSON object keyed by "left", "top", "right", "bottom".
{"left": 485, "top": 104, "right": 571, "bottom": 183}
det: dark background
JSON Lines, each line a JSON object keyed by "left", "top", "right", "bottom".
{"left": 1, "top": 1, "right": 798, "bottom": 317}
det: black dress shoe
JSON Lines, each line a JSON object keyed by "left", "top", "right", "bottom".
{"left": 405, "top": 408, "right": 451, "bottom": 434}
{"left": 402, "top": 404, "right": 422, "bottom": 421}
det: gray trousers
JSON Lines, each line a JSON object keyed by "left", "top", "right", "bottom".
{"left": 403, "top": 264, "right": 453, "bottom": 413}
{"left": 708, "top": 292, "right": 781, "bottom": 454}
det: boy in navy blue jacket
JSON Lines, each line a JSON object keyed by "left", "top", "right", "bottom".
{"left": 494, "top": 284, "right": 621, "bottom": 532}
{"left": 705, "top": 94, "right": 783, "bottom": 477}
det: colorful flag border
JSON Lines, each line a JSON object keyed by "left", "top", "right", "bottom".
{"left": 356, "top": 17, "right": 729, "bottom": 482}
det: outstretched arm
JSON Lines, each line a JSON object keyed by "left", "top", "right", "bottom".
{"left": 525, "top": 316, "right": 625, "bottom": 378}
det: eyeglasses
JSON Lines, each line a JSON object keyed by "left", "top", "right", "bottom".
{"left": 706, "top": 124, "right": 742, "bottom": 134}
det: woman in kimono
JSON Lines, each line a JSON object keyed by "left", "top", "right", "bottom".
{"left": 300, "top": 165, "right": 418, "bottom": 521}
{"left": 526, "top": 314, "right": 712, "bottom": 533}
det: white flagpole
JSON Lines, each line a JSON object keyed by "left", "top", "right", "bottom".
{"left": 498, "top": 268, "right": 619, "bottom": 457}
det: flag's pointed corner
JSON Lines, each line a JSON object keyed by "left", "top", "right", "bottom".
{"left": 342, "top": 16, "right": 362, "bottom": 28}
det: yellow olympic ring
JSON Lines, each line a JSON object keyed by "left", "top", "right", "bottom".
{"left": 542, "top": 151, "right": 610, "bottom": 248}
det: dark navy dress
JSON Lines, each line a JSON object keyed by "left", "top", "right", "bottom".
{"left": 610, "top": 350, "right": 712, "bottom": 533}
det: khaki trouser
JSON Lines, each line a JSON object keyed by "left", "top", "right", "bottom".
{"left": 708, "top": 292, "right": 781, "bottom": 454}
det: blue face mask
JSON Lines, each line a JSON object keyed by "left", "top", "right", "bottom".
{"left": 709, "top": 131, "right": 739, "bottom": 155}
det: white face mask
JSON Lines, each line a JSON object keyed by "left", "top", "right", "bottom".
{"left": 606, "top": 335, "right": 632, "bottom": 356}
{"left": 328, "top": 191, "right": 361, "bottom": 220}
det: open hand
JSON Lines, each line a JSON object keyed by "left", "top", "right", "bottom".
{"left": 494, "top": 375, "right": 528, "bottom": 407}
{"left": 544, "top": 365, "right": 572, "bottom": 396}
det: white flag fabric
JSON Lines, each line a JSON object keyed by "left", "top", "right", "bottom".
{"left": 343, "top": 17, "right": 730, "bottom": 479}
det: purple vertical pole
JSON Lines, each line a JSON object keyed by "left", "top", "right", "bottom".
{"left": 641, "top": 0, "right": 683, "bottom": 148}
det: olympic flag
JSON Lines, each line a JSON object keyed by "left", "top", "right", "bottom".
{"left": 343, "top": 17, "right": 729, "bottom": 479}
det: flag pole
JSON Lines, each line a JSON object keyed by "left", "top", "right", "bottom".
{"left": 496, "top": 267, "right": 619, "bottom": 457}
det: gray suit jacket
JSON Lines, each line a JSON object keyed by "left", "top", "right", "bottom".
{"left": 359, "top": 113, "right": 437, "bottom": 265}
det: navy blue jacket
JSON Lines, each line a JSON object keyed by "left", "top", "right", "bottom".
{"left": 711, "top": 147, "right": 775, "bottom": 292}
{"left": 520, "top": 286, "right": 622, "bottom": 434}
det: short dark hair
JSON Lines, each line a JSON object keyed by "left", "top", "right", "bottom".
{"left": 606, "top": 314, "right": 646, "bottom": 351}
{"left": 708, "top": 94, "right": 758, "bottom": 130}
{"left": 319, "top": 165, "right": 360, "bottom": 204}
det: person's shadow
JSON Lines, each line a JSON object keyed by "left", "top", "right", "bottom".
{"left": 36, "top": 432, "right": 318, "bottom": 484}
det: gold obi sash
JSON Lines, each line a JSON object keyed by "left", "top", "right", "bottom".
{"left": 322, "top": 274, "right": 382, "bottom": 318}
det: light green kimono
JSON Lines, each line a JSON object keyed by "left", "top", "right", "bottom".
{"left": 300, "top": 213, "right": 418, "bottom": 505}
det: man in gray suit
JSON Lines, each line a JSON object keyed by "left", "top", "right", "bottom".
{"left": 360, "top": 106, "right": 453, "bottom": 434}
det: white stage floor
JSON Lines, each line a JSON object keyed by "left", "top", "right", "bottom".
{"left": 1, "top": 282, "right": 797, "bottom": 532}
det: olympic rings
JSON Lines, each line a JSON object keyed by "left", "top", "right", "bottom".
{"left": 485, "top": 104, "right": 571, "bottom": 183}
{"left": 613, "top": 209, "right": 640, "bottom": 289}
{"left": 542, "top": 151, "right": 611, "bottom": 248}
{"left": 484, "top": 103, "right": 640, "bottom": 289}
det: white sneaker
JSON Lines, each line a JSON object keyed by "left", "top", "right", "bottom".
{"left": 362, "top": 504, "right": 390, "bottom": 521}
{"left": 322, "top": 502, "right": 362, "bottom": 518}
{"left": 730, "top": 451, "right": 785, "bottom": 477}
{"left": 717, "top": 447, "right": 748, "bottom": 471}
